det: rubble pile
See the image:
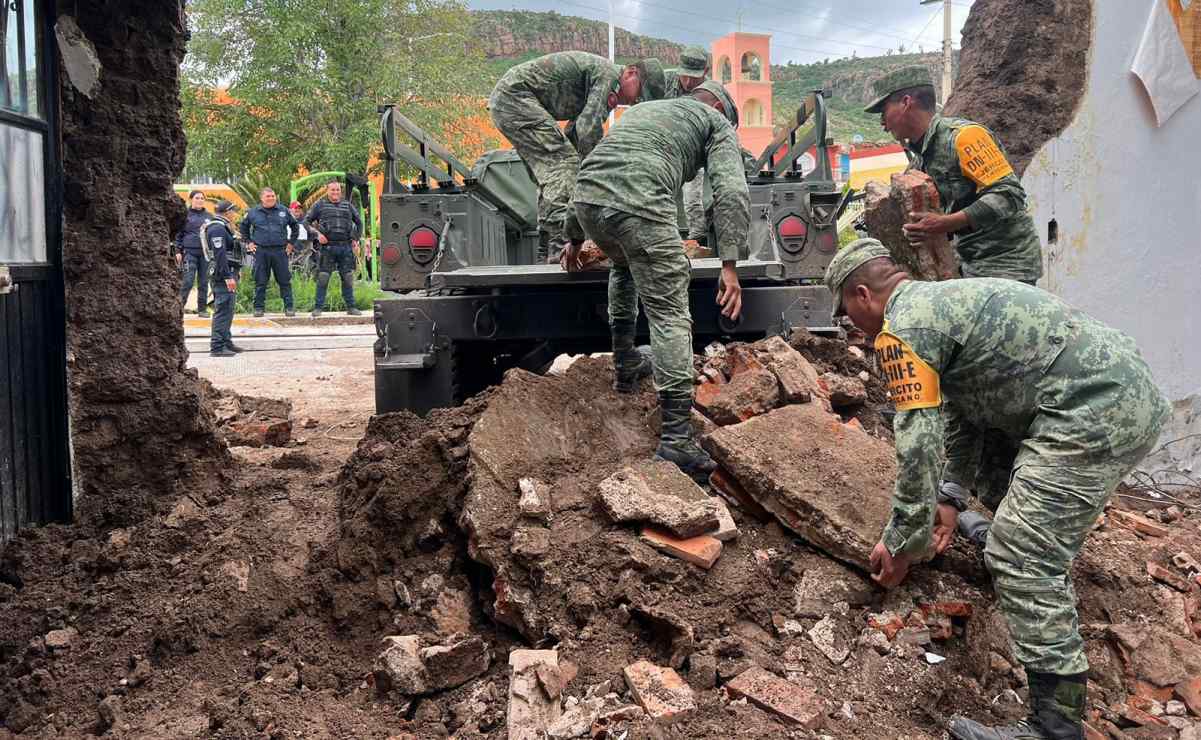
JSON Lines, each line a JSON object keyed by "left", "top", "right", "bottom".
{"left": 206, "top": 383, "right": 295, "bottom": 448}
{"left": 323, "top": 328, "right": 1201, "bottom": 738}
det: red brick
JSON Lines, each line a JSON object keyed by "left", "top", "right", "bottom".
{"left": 709, "top": 467, "right": 770, "bottom": 523}
{"left": 867, "top": 612, "right": 905, "bottom": 641}
{"left": 640, "top": 527, "right": 722, "bottom": 570}
{"left": 694, "top": 382, "right": 723, "bottom": 414}
{"left": 623, "top": 660, "right": 696, "bottom": 723}
{"left": 1175, "top": 676, "right": 1201, "bottom": 716}
{"left": 844, "top": 418, "right": 864, "bottom": 432}
{"left": 1147, "top": 561, "right": 1192, "bottom": 592}
{"left": 918, "top": 601, "right": 975, "bottom": 619}
{"left": 1132, "top": 680, "right": 1175, "bottom": 703}
{"left": 724, "top": 666, "right": 827, "bottom": 729}
{"left": 1082, "top": 721, "right": 1106, "bottom": 740}
{"left": 1109, "top": 510, "right": 1170, "bottom": 538}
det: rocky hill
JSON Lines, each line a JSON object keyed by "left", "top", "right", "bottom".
{"left": 471, "top": 10, "right": 683, "bottom": 62}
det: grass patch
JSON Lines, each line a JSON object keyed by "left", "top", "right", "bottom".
{"left": 233, "top": 270, "right": 384, "bottom": 313}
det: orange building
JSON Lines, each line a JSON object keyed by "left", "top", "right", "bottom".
{"left": 711, "top": 32, "right": 774, "bottom": 155}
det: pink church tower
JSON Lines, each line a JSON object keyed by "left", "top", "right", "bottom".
{"left": 710, "top": 32, "right": 773, "bottom": 155}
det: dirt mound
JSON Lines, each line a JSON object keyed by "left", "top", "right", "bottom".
{"left": 944, "top": 0, "right": 1093, "bottom": 177}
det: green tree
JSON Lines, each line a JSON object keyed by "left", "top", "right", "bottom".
{"left": 182, "top": 0, "right": 488, "bottom": 186}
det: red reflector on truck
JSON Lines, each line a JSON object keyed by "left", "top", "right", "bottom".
{"left": 381, "top": 243, "right": 402, "bottom": 265}
{"left": 778, "top": 216, "right": 807, "bottom": 239}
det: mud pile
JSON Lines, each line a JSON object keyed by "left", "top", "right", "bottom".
{"left": 944, "top": 0, "right": 1092, "bottom": 177}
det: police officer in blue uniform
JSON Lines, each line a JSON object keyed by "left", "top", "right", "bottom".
{"left": 205, "top": 201, "right": 247, "bottom": 357}
{"left": 176, "top": 190, "right": 211, "bottom": 316}
{"left": 304, "top": 180, "right": 364, "bottom": 317}
{"left": 239, "top": 187, "right": 299, "bottom": 317}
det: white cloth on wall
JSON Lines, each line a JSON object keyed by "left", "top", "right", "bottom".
{"left": 1131, "top": 0, "right": 1200, "bottom": 126}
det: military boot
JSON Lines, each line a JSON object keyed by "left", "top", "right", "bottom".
{"left": 611, "top": 323, "right": 653, "bottom": 393}
{"left": 949, "top": 671, "right": 1086, "bottom": 740}
{"left": 958, "top": 510, "right": 991, "bottom": 549}
{"left": 654, "top": 393, "right": 717, "bottom": 483}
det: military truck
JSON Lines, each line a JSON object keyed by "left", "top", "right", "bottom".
{"left": 373, "top": 91, "right": 852, "bottom": 414}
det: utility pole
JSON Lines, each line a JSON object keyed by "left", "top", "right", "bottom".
{"left": 920, "top": 0, "right": 954, "bottom": 105}
{"left": 608, "top": 0, "right": 615, "bottom": 63}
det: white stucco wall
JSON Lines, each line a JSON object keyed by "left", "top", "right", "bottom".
{"left": 1022, "top": 0, "right": 1201, "bottom": 477}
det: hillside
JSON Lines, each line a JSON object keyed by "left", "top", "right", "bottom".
{"left": 467, "top": 10, "right": 957, "bottom": 143}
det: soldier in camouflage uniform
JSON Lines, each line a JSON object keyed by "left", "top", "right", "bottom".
{"left": 563, "top": 80, "right": 746, "bottom": 481}
{"left": 825, "top": 240, "right": 1170, "bottom": 740}
{"left": 664, "top": 45, "right": 713, "bottom": 243}
{"left": 866, "top": 65, "right": 1043, "bottom": 282}
{"left": 489, "top": 51, "right": 666, "bottom": 253}
{"left": 867, "top": 66, "right": 1047, "bottom": 546}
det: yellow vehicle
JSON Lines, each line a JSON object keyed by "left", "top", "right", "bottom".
{"left": 173, "top": 184, "right": 247, "bottom": 228}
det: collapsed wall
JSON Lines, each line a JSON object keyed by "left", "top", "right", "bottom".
{"left": 56, "top": 1, "right": 228, "bottom": 526}
{"left": 943, "top": 0, "right": 1093, "bottom": 177}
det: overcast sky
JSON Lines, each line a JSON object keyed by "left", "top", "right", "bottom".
{"left": 467, "top": 0, "right": 976, "bottom": 64}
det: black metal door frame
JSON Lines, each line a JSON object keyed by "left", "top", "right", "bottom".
{"left": 1, "top": 0, "right": 70, "bottom": 543}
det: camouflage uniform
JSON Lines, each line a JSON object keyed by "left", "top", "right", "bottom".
{"left": 566, "top": 92, "right": 747, "bottom": 397}
{"left": 865, "top": 66, "right": 1044, "bottom": 283}
{"left": 826, "top": 242, "right": 1170, "bottom": 678}
{"left": 664, "top": 45, "right": 712, "bottom": 241}
{"left": 489, "top": 52, "right": 664, "bottom": 243}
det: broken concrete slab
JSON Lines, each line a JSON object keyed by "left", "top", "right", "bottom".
{"left": 420, "top": 636, "right": 491, "bottom": 692}
{"left": 508, "top": 650, "right": 562, "bottom": 740}
{"left": 807, "top": 616, "right": 850, "bottom": 665}
{"left": 702, "top": 403, "right": 896, "bottom": 572}
{"left": 754, "top": 336, "right": 824, "bottom": 405}
{"left": 376, "top": 635, "right": 490, "bottom": 696}
{"left": 623, "top": 660, "right": 696, "bottom": 724}
{"left": 598, "top": 462, "right": 721, "bottom": 538}
{"left": 1108, "top": 624, "right": 1201, "bottom": 688}
{"left": 820, "top": 373, "right": 868, "bottom": 409}
{"left": 709, "top": 467, "right": 770, "bottom": 523}
{"left": 641, "top": 527, "right": 722, "bottom": 570}
{"left": 710, "top": 497, "right": 739, "bottom": 541}
{"left": 517, "top": 478, "right": 552, "bottom": 522}
{"left": 724, "top": 666, "right": 827, "bottom": 729}
{"left": 545, "top": 697, "right": 604, "bottom": 739}
{"left": 695, "top": 363, "right": 781, "bottom": 425}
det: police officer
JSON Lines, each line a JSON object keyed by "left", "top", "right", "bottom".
{"left": 240, "top": 187, "right": 299, "bottom": 317}
{"left": 825, "top": 240, "right": 1169, "bottom": 740}
{"left": 865, "top": 66, "right": 1043, "bottom": 283}
{"left": 563, "top": 80, "right": 745, "bottom": 482}
{"left": 489, "top": 51, "right": 666, "bottom": 256}
{"left": 665, "top": 45, "right": 713, "bottom": 244}
{"left": 206, "top": 201, "right": 246, "bottom": 357}
{"left": 176, "top": 190, "right": 211, "bottom": 317}
{"left": 304, "top": 180, "right": 363, "bottom": 317}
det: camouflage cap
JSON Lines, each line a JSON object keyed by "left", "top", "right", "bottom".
{"left": 678, "top": 45, "right": 710, "bottom": 78}
{"left": 693, "top": 80, "right": 739, "bottom": 128}
{"left": 635, "top": 58, "right": 667, "bottom": 101}
{"left": 864, "top": 65, "right": 935, "bottom": 113}
{"left": 824, "top": 238, "right": 893, "bottom": 317}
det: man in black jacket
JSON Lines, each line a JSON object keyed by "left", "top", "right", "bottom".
{"left": 176, "top": 190, "right": 211, "bottom": 317}
{"left": 206, "top": 201, "right": 246, "bottom": 358}
{"left": 304, "top": 180, "right": 363, "bottom": 317}
{"left": 240, "top": 187, "right": 299, "bottom": 317}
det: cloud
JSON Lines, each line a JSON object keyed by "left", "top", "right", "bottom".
{"left": 469, "top": 0, "right": 975, "bottom": 63}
